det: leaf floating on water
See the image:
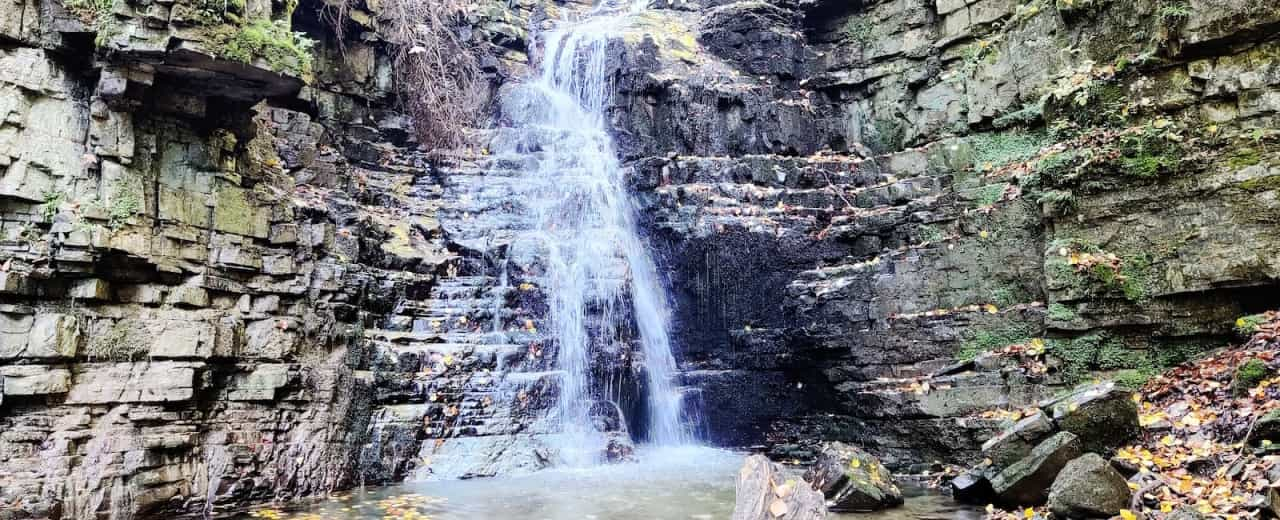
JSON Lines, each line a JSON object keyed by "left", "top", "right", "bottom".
{"left": 768, "top": 498, "right": 788, "bottom": 517}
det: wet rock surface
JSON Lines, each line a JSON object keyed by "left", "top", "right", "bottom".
{"left": 732, "top": 454, "right": 828, "bottom": 520}
{"left": 802, "top": 441, "right": 903, "bottom": 512}
{"left": 3, "top": 0, "right": 1280, "bottom": 515}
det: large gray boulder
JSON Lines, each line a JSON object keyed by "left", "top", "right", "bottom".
{"left": 802, "top": 442, "right": 904, "bottom": 512}
{"left": 982, "top": 409, "right": 1056, "bottom": 467}
{"left": 1047, "top": 453, "right": 1131, "bottom": 518}
{"left": 1043, "top": 382, "right": 1139, "bottom": 455}
{"left": 991, "top": 432, "right": 1083, "bottom": 506}
{"left": 733, "top": 455, "right": 827, "bottom": 520}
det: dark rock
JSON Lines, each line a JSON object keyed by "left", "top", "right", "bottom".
{"left": 1044, "top": 382, "right": 1139, "bottom": 456}
{"left": 951, "top": 468, "right": 996, "bottom": 505}
{"left": 991, "top": 432, "right": 1084, "bottom": 506}
{"left": 1245, "top": 408, "right": 1280, "bottom": 446}
{"left": 802, "top": 442, "right": 904, "bottom": 512}
{"left": 732, "top": 455, "right": 827, "bottom": 520}
{"left": 982, "top": 409, "right": 1056, "bottom": 467}
{"left": 1047, "top": 454, "right": 1131, "bottom": 518}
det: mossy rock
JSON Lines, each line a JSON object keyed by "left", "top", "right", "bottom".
{"left": 1044, "top": 381, "right": 1139, "bottom": 456}
{"left": 802, "top": 442, "right": 903, "bottom": 512}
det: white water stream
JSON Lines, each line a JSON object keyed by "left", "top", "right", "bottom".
{"left": 504, "top": 0, "right": 691, "bottom": 461}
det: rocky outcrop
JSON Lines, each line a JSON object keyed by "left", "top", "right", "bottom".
{"left": 574, "top": 0, "right": 1280, "bottom": 472}
{"left": 4, "top": 0, "right": 1280, "bottom": 515}
{"left": 989, "top": 431, "right": 1082, "bottom": 506}
{"left": 732, "top": 454, "right": 828, "bottom": 520}
{"left": 947, "top": 381, "right": 1138, "bottom": 507}
{"left": 0, "top": 0, "right": 541, "bottom": 516}
{"left": 802, "top": 441, "right": 903, "bottom": 512}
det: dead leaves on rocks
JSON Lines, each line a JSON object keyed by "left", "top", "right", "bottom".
{"left": 984, "top": 313, "right": 1280, "bottom": 520}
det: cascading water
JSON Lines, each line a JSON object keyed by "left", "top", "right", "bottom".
{"left": 499, "top": 0, "right": 692, "bottom": 464}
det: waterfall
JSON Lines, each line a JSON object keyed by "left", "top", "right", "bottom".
{"left": 498, "top": 0, "right": 691, "bottom": 464}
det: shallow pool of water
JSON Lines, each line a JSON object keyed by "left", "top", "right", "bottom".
{"left": 251, "top": 447, "right": 981, "bottom": 520}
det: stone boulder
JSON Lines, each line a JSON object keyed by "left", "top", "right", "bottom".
{"left": 1047, "top": 454, "right": 1131, "bottom": 518}
{"left": 802, "top": 442, "right": 904, "bottom": 512}
{"left": 1245, "top": 408, "right": 1280, "bottom": 446}
{"left": 982, "top": 409, "right": 1056, "bottom": 467}
{"left": 990, "top": 432, "right": 1083, "bottom": 506}
{"left": 951, "top": 468, "right": 996, "bottom": 504}
{"left": 1044, "top": 382, "right": 1139, "bottom": 455}
{"left": 733, "top": 455, "right": 827, "bottom": 520}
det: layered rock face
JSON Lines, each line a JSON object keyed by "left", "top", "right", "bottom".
{"left": 0, "top": 0, "right": 537, "bottom": 516}
{"left": 3, "top": 0, "right": 1280, "bottom": 516}
{"left": 585, "top": 0, "right": 1280, "bottom": 468}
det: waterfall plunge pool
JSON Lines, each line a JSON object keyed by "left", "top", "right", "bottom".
{"left": 242, "top": 447, "right": 982, "bottom": 520}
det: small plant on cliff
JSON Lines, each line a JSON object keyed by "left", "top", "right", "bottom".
{"left": 188, "top": 0, "right": 247, "bottom": 26}
{"left": 1236, "top": 313, "right": 1267, "bottom": 336}
{"left": 1157, "top": 1, "right": 1192, "bottom": 25}
{"left": 63, "top": 0, "right": 113, "bottom": 21}
{"left": 205, "top": 18, "right": 315, "bottom": 77}
{"left": 88, "top": 178, "right": 142, "bottom": 230}
{"left": 62, "top": 0, "right": 121, "bottom": 46}
{"left": 40, "top": 190, "right": 67, "bottom": 224}
{"left": 322, "top": 0, "right": 483, "bottom": 149}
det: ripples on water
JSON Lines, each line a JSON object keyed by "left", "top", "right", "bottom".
{"left": 243, "top": 447, "right": 981, "bottom": 520}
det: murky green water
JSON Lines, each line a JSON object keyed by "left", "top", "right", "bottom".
{"left": 244, "top": 447, "right": 981, "bottom": 520}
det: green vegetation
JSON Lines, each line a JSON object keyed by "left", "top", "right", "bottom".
{"left": 993, "top": 102, "right": 1045, "bottom": 129}
{"left": 1114, "top": 368, "right": 1155, "bottom": 390}
{"left": 1048, "top": 333, "right": 1151, "bottom": 383}
{"left": 1047, "top": 302, "right": 1077, "bottom": 322}
{"left": 205, "top": 18, "right": 315, "bottom": 77}
{"left": 40, "top": 190, "right": 66, "bottom": 224}
{"left": 63, "top": 0, "right": 113, "bottom": 19}
{"left": 966, "top": 130, "right": 1053, "bottom": 172}
{"left": 98, "top": 179, "right": 141, "bottom": 230}
{"left": 1036, "top": 189, "right": 1075, "bottom": 215}
{"left": 951, "top": 38, "right": 1001, "bottom": 83}
{"left": 1117, "top": 125, "right": 1182, "bottom": 179}
{"left": 841, "top": 17, "right": 875, "bottom": 45}
{"left": 1049, "top": 239, "right": 1154, "bottom": 302}
{"left": 968, "top": 183, "right": 1007, "bottom": 207}
{"left": 869, "top": 118, "right": 908, "bottom": 153}
{"left": 1048, "top": 332, "right": 1211, "bottom": 383}
{"left": 958, "top": 323, "right": 1038, "bottom": 361}
{"left": 62, "top": 0, "right": 119, "bottom": 47}
{"left": 918, "top": 225, "right": 945, "bottom": 244}
{"left": 1235, "top": 313, "right": 1267, "bottom": 335}
{"left": 1157, "top": 1, "right": 1192, "bottom": 25}
{"left": 189, "top": 0, "right": 247, "bottom": 25}
{"left": 1233, "top": 359, "right": 1270, "bottom": 395}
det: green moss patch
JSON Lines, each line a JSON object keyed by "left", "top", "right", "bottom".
{"left": 204, "top": 18, "right": 315, "bottom": 77}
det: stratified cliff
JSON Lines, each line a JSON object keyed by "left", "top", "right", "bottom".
{"left": 607, "top": 0, "right": 1280, "bottom": 468}
{"left": 1, "top": 0, "right": 1279, "bottom": 517}
{"left": 0, "top": 0, "right": 534, "bottom": 516}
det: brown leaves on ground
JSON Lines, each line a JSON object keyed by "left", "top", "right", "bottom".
{"left": 983, "top": 313, "right": 1280, "bottom": 520}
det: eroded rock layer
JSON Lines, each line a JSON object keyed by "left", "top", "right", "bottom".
{"left": 2, "top": 0, "right": 1280, "bottom": 516}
